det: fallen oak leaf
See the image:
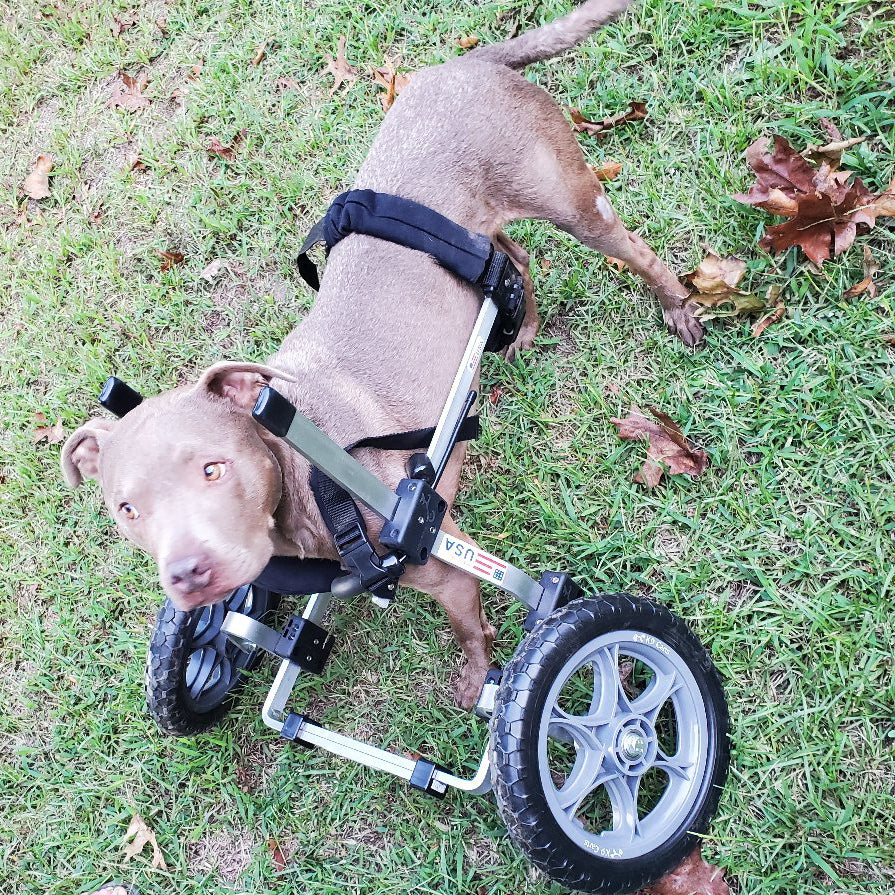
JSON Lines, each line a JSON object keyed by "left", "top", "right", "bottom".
{"left": 870, "top": 175, "right": 895, "bottom": 217}
{"left": 22, "top": 154, "right": 53, "bottom": 200}
{"left": 733, "top": 135, "right": 878, "bottom": 266}
{"left": 611, "top": 406, "right": 707, "bottom": 489}
{"left": 751, "top": 289, "right": 785, "bottom": 338}
{"left": 803, "top": 134, "right": 866, "bottom": 167}
{"left": 843, "top": 245, "right": 880, "bottom": 299}
{"left": 324, "top": 35, "right": 358, "bottom": 94}
{"left": 684, "top": 251, "right": 766, "bottom": 320}
{"left": 457, "top": 34, "right": 479, "bottom": 49}
{"left": 122, "top": 812, "right": 167, "bottom": 870}
{"left": 569, "top": 101, "right": 647, "bottom": 137}
{"left": 157, "top": 250, "right": 184, "bottom": 271}
{"left": 820, "top": 117, "right": 844, "bottom": 142}
{"left": 591, "top": 159, "right": 622, "bottom": 181}
{"left": 107, "top": 70, "right": 150, "bottom": 112}
{"left": 268, "top": 837, "right": 287, "bottom": 872}
{"left": 646, "top": 844, "right": 729, "bottom": 894}
{"left": 206, "top": 129, "right": 247, "bottom": 161}
{"left": 32, "top": 412, "right": 65, "bottom": 444}
{"left": 372, "top": 59, "right": 412, "bottom": 112}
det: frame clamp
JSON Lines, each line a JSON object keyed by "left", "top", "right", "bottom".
{"left": 409, "top": 758, "right": 449, "bottom": 798}
{"left": 523, "top": 571, "right": 584, "bottom": 631}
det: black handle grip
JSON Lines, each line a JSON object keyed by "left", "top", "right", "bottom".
{"left": 98, "top": 376, "right": 143, "bottom": 418}
{"left": 252, "top": 386, "right": 297, "bottom": 438}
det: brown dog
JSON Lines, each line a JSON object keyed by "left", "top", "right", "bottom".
{"left": 62, "top": 0, "right": 701, "bottom": 708}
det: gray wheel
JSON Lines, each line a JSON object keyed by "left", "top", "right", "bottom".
{"left": 490, "top": 594, "right": 729, "bottom": 894}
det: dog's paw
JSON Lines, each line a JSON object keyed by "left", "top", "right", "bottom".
{"left": 454, "top": 663, "right": 488, "bottom": 711}
{"left": 503, "top": 318, "right": 539, "bottom": 363}
{"left": 663, "top": 300, "right": 704, "bottom": 347}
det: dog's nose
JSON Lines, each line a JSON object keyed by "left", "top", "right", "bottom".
{"left": 166, "top": 554, "right": 213, "bottom": 595}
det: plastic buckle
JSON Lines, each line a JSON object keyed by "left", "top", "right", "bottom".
{"left": 280, "top": 712, "right": 319, "bottom": 748}
{"left": 481, "top": 251, "right": 525, "bottom": 352}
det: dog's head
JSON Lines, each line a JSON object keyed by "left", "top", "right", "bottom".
{"left": 62, "top": 362, "right": 292, "bottom": 610}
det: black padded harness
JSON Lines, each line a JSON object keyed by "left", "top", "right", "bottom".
{"left": 297, "top": 189, "right": 526, "bottom": 599}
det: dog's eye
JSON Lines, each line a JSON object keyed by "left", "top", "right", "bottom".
{"left": 119, "top": 502, "right": 139, "bottom": 520}
{"left": 203, "top": 462, "right": 225, "bottom": 481}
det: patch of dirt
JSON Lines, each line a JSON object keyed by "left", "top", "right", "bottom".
{"left": 187, "top": 828, "right": 255, "bottom": 884}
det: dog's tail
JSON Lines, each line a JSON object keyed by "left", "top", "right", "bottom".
{"left": 465, "top": 0, "right": 634, "bottom": 69}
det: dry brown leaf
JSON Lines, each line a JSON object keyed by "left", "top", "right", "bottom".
{"left": 803, "top": 134, "right": 866, "bottom": 167}
{"left": 569, "top": 101, "right": 647, "bottom": 138}
{"left": 189, "top": 61, "right": 204, "bottom": 79}
{"left": 457, "top": 34, "right": 480, "bottom": 49}
{"left": 591, "top": 159, "right": 622, "bottom": 181}
{"left": 646, "top": 845, "right": 729, "bottom": 895}
{"left": 820, "top": 117, "right": 843, "bottom": 142}
{"left": 276, "top": 76, "right": 300, "bottom": 91}
{"left": 122, "top": 812, "right": 167, "bottom": 870}
{"left": 733, "top": 135, "right": 879, "bottom": 266}
{"left": 268, "top": 837, "right": 287, "bottom": 872}
{"left": 324, "top": 35, "right": 358, "bottom": 94}
{"left": 372, "top": 59, "right": 412, "bottom": 112}
{"left": 155, "top": 16, "right": 168, "bottom": 35}
{"left": 611, "top": 406, "right": 707, "bottom": 489}
{"left": 108, "top": 70, "right": 150, "bottom": 112}
{"left": 843, "top": 245, "right": 880, "bottom": 299}
{"left": 206, "top": 129, "right": 247, "bottom": 161}
{"left": 251, "top": 39, "right": 268, "bottom": 66}
{"left": 32, "top": 412, "right": 65, "bottom": 444}
{"left": 751, "top": 292, "right": 786, "bottom": 338}
{"left": 127, "top": 153, "right": 147, "bottom": 172}
{"left": 157, "top": 249, "right": 184, "bottom": 271}
{"left": 871, "top": 176, "right": 895, "bottom": 217}
{"left": 111, "top": 11, "right": 136, "bottom": 36}
{"left": 606, "top": 256, "right": 626, "bottom": 271}
{"left": 22, "top": 154, "right": 53, "bottom": 200}
{"left": 684, "top": 251, "right": 768, "bottom": 320}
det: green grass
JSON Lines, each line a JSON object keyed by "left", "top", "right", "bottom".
{"left": 2, "top": 0, "right": 895, "bottom": 892}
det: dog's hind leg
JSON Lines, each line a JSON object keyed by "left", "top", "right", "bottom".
{"left": 401, "top": 516, "right": 497, "bottom": 710}
{"left": 493, "top": 230, "right": 538, "bottom": 361}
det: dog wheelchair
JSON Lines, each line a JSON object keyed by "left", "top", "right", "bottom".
{"left": 102, "top": 197, "right": 729, "bottom": 894}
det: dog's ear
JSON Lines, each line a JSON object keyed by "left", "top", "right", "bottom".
{"left": 61, "top": 418, "right": 116, "bottom": 487}
{"left": 194, "top": 361, "right": 296, "bottom": 412}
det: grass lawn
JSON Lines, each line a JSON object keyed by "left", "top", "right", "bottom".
{"left": 2, "top": 0, "right": 894, "bottom": 892}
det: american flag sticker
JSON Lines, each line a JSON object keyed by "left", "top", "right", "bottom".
{"left": 442, "top": 536, "right": 508, "bottom": 582}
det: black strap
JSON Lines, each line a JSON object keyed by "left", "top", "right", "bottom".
{"left": 310, "top": 415, "right": 479, "bottom": 539}
{"left": 297, "top": 189, "right": 494, "bottom": 291}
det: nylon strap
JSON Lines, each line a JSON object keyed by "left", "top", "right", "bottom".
{"left": 297, "top": 189, "right": 494, "bottom": 291}
{"left": 310, "top": 415, "right": 479, "bottom": 540}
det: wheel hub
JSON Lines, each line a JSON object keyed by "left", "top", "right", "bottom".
{"left": 620, "top": 731, "right": 647, "bottom": 761}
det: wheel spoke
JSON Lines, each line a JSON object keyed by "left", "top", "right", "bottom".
{"left": 548, "top": 708, "right": 604, "bottom": 752}
{"left": 631, "top": 667, "right": 680, "bottom": 720}
{"left": 188, "top": 648, "right": 219, "bottom": 699}
{"left": 605, "top": 773, "right": 641, "bottom": 843}
{"left": 654, "top": 748, "right": 695, "bottom": 781}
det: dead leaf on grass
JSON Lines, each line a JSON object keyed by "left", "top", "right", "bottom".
{"left": 645, "top": 844, "right": 729, "bottom": 894}
{"left": 32, "top": 412, "right": 65, "bottom": 444}
{"left": 684, "top": 250, "right": 766, "bottom": 319}
{"left": 276, "top": 76, "right": 301, "bottom": 91}
{"left": 803, "top": 134, "right": 866, "bottom": 167}
{"left": 200, "top": 258, "right": 227, "bottom": 282}
{"left": 22, "top": 154, "right": 53, "bottom": 200}
{"left": 157, "top": 250, "right": 184, "bottom": 271}
{"left": 324, "top": 35, "right": 358, "bottom": 94}
{"left": 733, "top": 135, "right": 883, "bottom": 266}
{"left": 591, "top": 159, "right": 623, "bottom": 181}
{"left": 569, "top": 101, "right": 647, "bottom": 137}
{"left": 606, "top": 256, "right": 626, "bottom": 271}
{"left": 611, "top": 406, "right": 707, "bottom": 489}
{"left": 268, "top": 837, "right": 287, "bottom": 872}
{"left": 251, "top": 39, "right": 268, "bottom": 66}
{"left": 127, "top": 153, "right": 148, "bottom": 172}
{"left": 457, "top": 34, "right": 479, "bottom": 49}
{"left": 206, "top": 129, "right": 247, "bottom": 161}
{"left": 843, "top": 245, "right": 880, "bottom": 299}
{"left": 111, "top": 11, "right": 136, "bottom": 36}
{"left": 751, "top": 289, "right": 786, "bottom": 338}
{"left": 108, "top": 71, "right": 150, "bottom": 112}
{"left": 372, "top": 58, "right": 412, "bottom": 112}
{"left": 189, "top": 61, "right": 204, "bottom": 79}
{"left": 870, "top": 175, "right": 895, "bottom": 217}
{"left": 155, "top": 16, "right": 168, "bottom": 35}
{"left": 122, "top": 812, "right": 167, "bottom": 870}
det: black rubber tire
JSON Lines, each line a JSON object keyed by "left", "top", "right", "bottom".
{"left": 489, "top": 594, "right": 730, "bottom": 894}
{"left": 145, "top": 586, "right": 278, "bottom": 736}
